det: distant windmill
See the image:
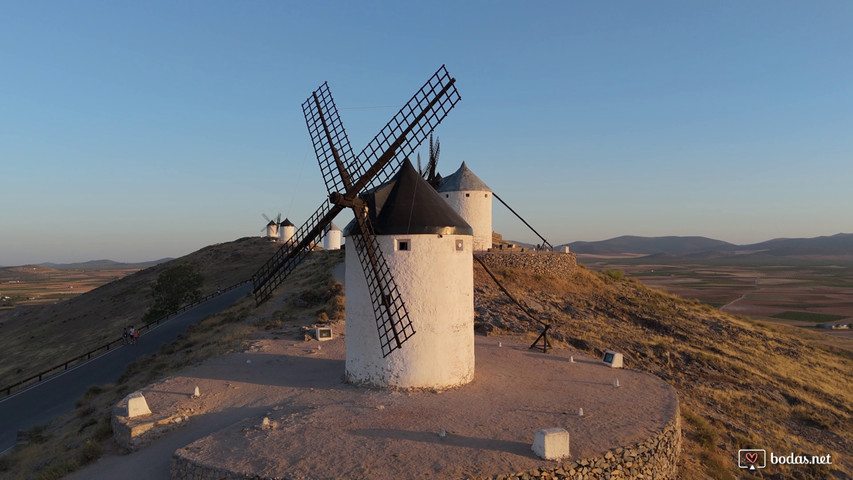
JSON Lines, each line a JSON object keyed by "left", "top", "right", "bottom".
{"left": 250, "top": 66, "right": 461, "bottom": 362}
{"left": 261, "top": 213, "right": 281, "bottom": 240}
{"left": 322, "top": 222, "right": 342, "bottom": 250}
{"left": 279, "top": 218, "right": 295, "bottom": 244}
{"left": 417, "top": 134, "right": 441, "bottom": 188}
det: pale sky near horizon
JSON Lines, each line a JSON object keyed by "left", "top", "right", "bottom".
{"left": 2, "top": 1, "right": 851, "bottom": 265}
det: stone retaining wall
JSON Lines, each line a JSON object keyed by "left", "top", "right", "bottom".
{"left": 476, "top": 251, "right": 578, "bottom": 278}
{"left": 169, "top": 415, "right": 680, "bottom": 480}
{"left": 491, "top": 415, "right": 682, "bottom": 480}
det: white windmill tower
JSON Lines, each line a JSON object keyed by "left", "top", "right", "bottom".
{"left": 248, "top": 66, "right": 463, "bottom": 389}
{"left": 344, "top": 160, "right": 474, "bottom": 389}
{"left": 279, "top": 218, "right": 295, "bottom": 244}
{"left": 262, "top": 213, "right": 280, "bottom": 241}
{"left": 322, "top": 222, "right": 342, "bottom": 250}
{"left": 437, "top": 162, "right": 493, "bottom": 251}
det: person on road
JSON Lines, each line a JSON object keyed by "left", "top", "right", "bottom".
{"left": 122, "top": 327, "right": 129, "bottom": 345}
{"left": 133, "top": 327, "right": 140, "bottom": 345}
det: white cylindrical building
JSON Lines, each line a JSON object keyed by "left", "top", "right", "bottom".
{"left": 265, "top": 221, "right": 278, "bottom": 241}
{"left": 437, "top": 162, "right": 493, "bottom": 251}
{"left": 344, "top": 160, "right": 474, "bottom": 390}
{"left": 323, "top": 222, "right": 342, "bottom": 250}
{"left": 279, "top": 218, "right": 295, "bottom": 244}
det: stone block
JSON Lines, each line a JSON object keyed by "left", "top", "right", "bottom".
{"left": 532, "top": 427, "right": 570, "bottom": 460}
{"left": 315, "top": 327, "right": 333, "bottom": 341}
{"left": 126, "top": 392, "right": 152, "bottom": 418}
{"left": 603, "top": 350, "right": 623, "bottom": 368}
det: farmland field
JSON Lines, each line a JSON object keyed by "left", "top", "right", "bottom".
{"left": 0, "top": 265, "right": 144, "bottom": 309}
{"left": 576, "top": 254, "right": 853, "bottom": 346}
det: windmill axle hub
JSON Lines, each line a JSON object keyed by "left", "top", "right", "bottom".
{"left": 329, "top": 192, "right": 365, "bottom": 211}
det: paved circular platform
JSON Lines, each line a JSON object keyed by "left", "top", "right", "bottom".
{"left": 155, "top": 330, "right": 677, "bottom": 479}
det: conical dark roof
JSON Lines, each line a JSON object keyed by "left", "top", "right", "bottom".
{"left": 437, "top": 162, "right": 491, "bottom": 193}
{"left": 279, "top": 218, "right": 294, "bottom": 227}
{"left": 344, "top": 159, "right": 473, "bottom": 236}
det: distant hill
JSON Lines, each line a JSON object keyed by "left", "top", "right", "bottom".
{"left": 738, "top": 233, "right": 853, "bottom": 256}
{"left": 38, "top": 258, "right": 173, "bottom": 270}
{"left": 568, "top": 235, "right": 735, "bottom": 255}
{"left": 568, "top": 233, "right": 853, "bottom": 257}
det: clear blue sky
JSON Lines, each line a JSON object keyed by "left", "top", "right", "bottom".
{"left": 2, "top": 1, "right": 851, "bottom": 265}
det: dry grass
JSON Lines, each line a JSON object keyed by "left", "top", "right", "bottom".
{"left": 0, "top": 237, "right": 279, "bottom": 387}
{"left": 474, "top": 261, "right": 852, "bottom": 479}
{"left": 0, "top": 249, "right": 344, "bottom": 480}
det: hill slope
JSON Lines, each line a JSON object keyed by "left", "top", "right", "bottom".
{"left": 0, "top": 237, "right": 279, "bottom": 386}
{"left": 474, "top": 257, "right": 851, "bottom": 479}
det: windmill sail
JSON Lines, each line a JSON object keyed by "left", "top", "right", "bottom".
{"left": 251, "top": 64, "right": 462, "bottom": 351}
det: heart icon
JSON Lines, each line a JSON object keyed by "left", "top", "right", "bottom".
{"left": 745, "top": 452, "right": 758, "bottom": 464}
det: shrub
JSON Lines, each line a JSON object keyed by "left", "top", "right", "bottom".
{"left": 92, "top": 418, "right": 113, "bottom": 441}
{"left": 34, "top": 460, "right": 79, "bottom": 480}
{"left": 682, "top": 409, "right": 716, "bottom": 449}
{"left": 77, "top": 439, "right": 102, "bottom": 465}
{"left": 602, "top": 269, "right": 625, "bottom": 281}
{"left": 143, "top": 263, "right": 204, "bottom": 322}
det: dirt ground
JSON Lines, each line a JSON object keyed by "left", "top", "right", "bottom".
{"left": 71, "top": 326, "right": 677, "bottom": 480}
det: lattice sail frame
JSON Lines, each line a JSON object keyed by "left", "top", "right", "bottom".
{"left": 252, "top": 66, "right": 460, "bottom": 356}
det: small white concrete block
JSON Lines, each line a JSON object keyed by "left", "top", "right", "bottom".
{"left": 532, "top": 428, "right": 570, "bottom": 460}
{"left": 193, "top": 386, "right": 200, "bottom": 398}
{"left": 315, "top": 327, "right": 333, "bottom": 341}
{"left": 126, "top": 392, "right": 152, "bottom": 418}
{"left": 602, "top": 350, "right": 623, "bottom": 368}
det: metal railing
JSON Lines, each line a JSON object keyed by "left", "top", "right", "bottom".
{"left": 1, "top": 280, "right": 250, "bottom": 397}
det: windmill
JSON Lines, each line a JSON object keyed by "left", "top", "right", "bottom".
{"left": 250, "top": 65, "right": 461, "bottom": 358}
{"left": 416, "top": 134, "right": 442, "bottom": 187}
{"left": 262, "top": 213, "right": 281, "bottom": 240}
{"left": 278, "top": 218, "right": 295, "bottom": 244}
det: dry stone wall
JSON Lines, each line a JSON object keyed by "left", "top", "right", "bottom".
{"left": 476, "top": 251, "right": 578, "bottom": 278}
{"left": 488, "top": 415, "right": 682, "bottom": 480}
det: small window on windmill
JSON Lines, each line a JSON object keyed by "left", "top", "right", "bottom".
{"left": 445, "top": 194, "right": 449, "bottom": 198}
{"left": 465, "top": 193, "right": 470, "bottom": 197}
{"left": 396, "top": 239, "right": 410, "bottom": 251}
{"left": 456, "top": 239, "right": 464, "bottom": 251}
{"left": 485, "top": 193, "right": 489, "bottom": 198}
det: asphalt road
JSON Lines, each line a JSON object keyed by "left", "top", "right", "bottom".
{"left": 0, "top": 284, "right": 252, "bottom": 454}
